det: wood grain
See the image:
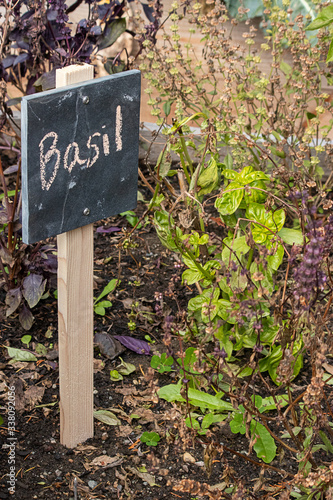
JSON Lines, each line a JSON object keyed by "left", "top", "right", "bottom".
{"left": 57, "top": 64, "right": 94, "bottom": 448}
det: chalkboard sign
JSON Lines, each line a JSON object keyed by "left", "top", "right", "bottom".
{"left": 21, "top": 70, "right": 141, "bottom": 244}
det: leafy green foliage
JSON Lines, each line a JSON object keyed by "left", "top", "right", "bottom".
{"left": 110, "top": 369, "right": 123, "bottom": 381}
{"left": 140, "top": 431, "right": 161, "bottom": 446}
{"left": 151, "top": 353, "right": 174, "bottom": 373}
{"left": 158, "top": 383, "right": 233, "bottom": 412}
{"left": 307, "top": 4, "right": 333, "bottom": 62}
{"left": 94, "top": 279, "right": 119, "bottom": 316}
{"left": 6, "top": 347, "right": 37, "bottom": 362}
{"left": 139, "top": 1, "right": 333, "bottom": 492}
{"left": 185, "top": 412, "right": 227, "bottom": 435}
{"left": 93, "top": 410, "right": 121, "bottom": 426}
{"left": 110, "top": 357, "right": 136, "bottom": 381}
{"left": 307, "top": 4, "right": 333, "bottom": 30}
{"left": 229, "top": 395, "right": 289, "bottom": 463}
{"left": 21, "top": 335, "right": 32, "bottom": 346}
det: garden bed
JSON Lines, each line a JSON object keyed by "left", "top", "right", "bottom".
{"left": 1, "top": 164, "right": 332, "bottom": 499}
{"left": 0, "top": 206, "right": 316, "bottom": 500}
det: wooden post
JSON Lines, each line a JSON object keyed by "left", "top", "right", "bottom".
{"left": 57, "top": 64, "right": 94, "bottom": 448}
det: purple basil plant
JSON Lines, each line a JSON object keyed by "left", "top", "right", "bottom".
{"left": 0, "top": 0, "right": 161, "bottom": 328}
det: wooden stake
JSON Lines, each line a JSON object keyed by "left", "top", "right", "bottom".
{"left": 57, "top": 64, "right": 94, "bottom": 448}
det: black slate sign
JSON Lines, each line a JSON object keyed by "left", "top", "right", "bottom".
{"left": 21, "top": 70, "right": 141, "bottom": 244}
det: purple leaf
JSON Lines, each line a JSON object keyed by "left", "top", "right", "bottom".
{"left": 21, "top": 9, "right": 34, "bottom": 22}
{"left": 90, "top": 25, "right": 102, "bottom": 36}
{"left": 114, "top": 336, "right": 150, "bottom": 355}
{"left": 19, "top": 305, "right": 34, "bottom": 330}
{"left": 0, "top": 246, "right": 14, "bottom": 265}
{"left": 94, "top": 332, "right": 126, "bottom": 360}
{"left": 41, "top": 244, "right": 56, "bottom": 251}
{"left": 0, "top": 209, "right": 9, "bottom": 225}
{"left": 13, "top": 53, "right": 29, "bottom": 67}
{"left": 96, "top": 226, "right": 121, "bottom": 233}
{"left": 4, "top": 164, "right": 19, "bottom": 174}
{"left": 22, "top": 274, "right": 46, "bottom": 308}
{"left": 56, "top": 47, "right": 67, "bottom": 57}
{"left": 17, "top": 40, "right": 30, "bottom": 51}
{"left": 3, "top": 55, "right": 16, "bottom": 69}
{"left": 5, "top": 288, "right": 22, "bottom": 317}
{"left": 78, "top": 18, "right": 88, "bottom": 28}
{"left": 43, "top": 254, "right": 57, "bottom": 273}
{"left": 142, "top": 3, "right": 155, "bottom": 23}
{"left": 47, "top": 8, "right": 58, "bottom": 20}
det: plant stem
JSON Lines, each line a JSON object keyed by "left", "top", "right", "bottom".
{"left": 178, "top": 129, "right": 193, "bottom": 176}
{"left": 246, "top": 248, "right": 253, "bottom": 270}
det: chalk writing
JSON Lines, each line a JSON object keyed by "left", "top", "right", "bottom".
{"left": 103, "top": 134, "right": 110, "bottom": 156}
{"left": 115, "top": 105, "right": 122, "bottom": 152}
{"left": 40, "top": 132, "right": 61, "bottom": 191}
{"left": 86, "top": 133, "right": 100, "bottom": 169}
{"left": 22, "top": 70, "right": 141, "bottom": 243}
{"left": 64, "top": 142, "right": 85, "bottom": 173}
{"left": 38, "top": 110, "right": 122, "bottom": 191}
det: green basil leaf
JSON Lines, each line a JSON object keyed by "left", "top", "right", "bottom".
{"left": 230, "top": 411, "right": 246, "bottom": 434}
{"left": 187, "top": 388, "right": 234, "bottom": 411}
{"left": 201, "top": 413, "right": 226, "bottom": 429}
{"left": 247, "top": 203, "right": 285, "bottom": 244}
{"left": 224, "top": 154, "right": 233, "bottom": 170}
{"left": 201, "top": 299, "right": 219, "bottom": 323}
{"left": 244, "top": 171, "right": 270, "bottom": 183}
{"left": 278, "top": 227, "right": 304, "bottom": 246}
{"left": 223, "top": 169, "right": 239, "bottom": 180}
{"left": 307, "top": 5, "right": 333, "bottom": 30}
{"left": 198, "top": 157, "right": 219, "bottom": 189}
{"left": 163, "top": 101, "right": 171, "bottom": 117}
{"left": 267, "top": 243, "right": 284, "bottom": 271}
{"left": 244, "top": 180, "right": 267, "bottom": 204}
{"left": 7, "top": 347, "right": 37, "bottom": 362}
{"left": 215, "top": 181, "right": 244, "bottom": 215}
{"left": 280, "top": 61, "right": 292, "bottom": 75}
{"left": 158, "top": 383, "right": 185, "bottom": 403}
{"left": 327, "top": 39, "right": 333, "bottom": 63}
{"left": 156, "top": 148, "right": 172, "bottom": 178}
{"left": 94, "top": 305, "right": 106, "bottom": 316}
{"left": 251, "top": 421, "right": 277, "bottom": 463}
{"left": 117, "top": 357, "right": 136, "bottom": 376}
{"left": 222, "top": 236, "right": 250, "bottom": 264}
{"left": 188, "top": 288, "right": 220, "bottom": 311}
{"left": 182, "top": 269, "right": 204, "bottom": 285}
{"left": 239, "top": 165, "right": 254, "bottom": 179}
{"left": 94, "top": 279, "right": 119, "bottom": 304}
{"left": 217, "top": 299, "right": 237, "bottom": 323}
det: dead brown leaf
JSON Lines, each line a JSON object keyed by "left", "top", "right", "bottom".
{"left": 69, "top": 476, "right": 98, "bottom": 498}
{"left": 23, "top": 386, "right": 45, "bottom": 411}
{"left": 89, "top": 454, "right": 123, "bottom": 468}
{"left": 204, "top": 443, "right": 217, "bottom": 478}
{"left": 127, "top": 466, "right": 157, "bottom": 487}
{"left": 131, "top": 407, "right": 155, "bottom": 423}
{"left": 93, "top": 359, "right": 105, "bottom": 373}
{"left": 116, "top": 425, "right": 134, "bottom": 438}
{"left": 8, "top": 361, "right": 36, "bottom": 370}
{"left": 323, "top": 362, "right": 333, "bottom": 376}
{"left": 121, "top": 298, "right": 135, "bottom": 309}
{"left": 74, "top": 444, "right": 98, "bottom": 454}
{"left": 114, "top": 386, "right": 138, "bottom": 396}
